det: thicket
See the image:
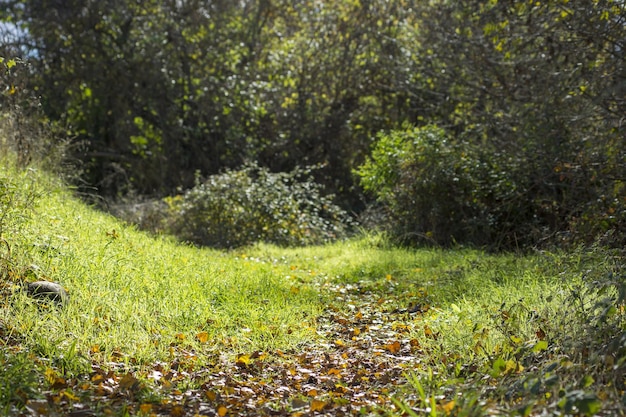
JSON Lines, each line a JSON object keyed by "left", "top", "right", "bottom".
{"left": 1, "top": 0, "right": 624, "bottom": 249}
{"left": 165, "top": 163, "right": 353, "bottom": 248}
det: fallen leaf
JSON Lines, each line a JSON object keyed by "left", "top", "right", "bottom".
{"left": 205, "top": 390, "right": 217, "bottom": 401}
{"left": 196, "top": 332, "right": 209, "bottom": 343}
{"left": 119, "top": 373, "right": 140, "bottom": 391}
{"left": 171, "top": 405, "right": 185, "bottom": 417}
{"left": 385, "top": 341, "right": 401, "bottom": 354}
{"left": 310, "top": 399, "right": 326, "bottom": 412}
{"left": 441, "top": 399, "right": 456, "bottom": 414}
{"left": 236, "top": 354, "right": 252, "bottom": 366}
{"left": 217, "top": 404, "right": 228, "bottom": 416}
{"left": 536, "top": 328, "right": 546, "bottom": 340}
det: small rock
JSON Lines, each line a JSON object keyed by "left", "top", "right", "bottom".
{"left": 27, "top": 281, "right": 69, "bottom": 306}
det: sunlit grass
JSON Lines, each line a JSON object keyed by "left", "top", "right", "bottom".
{"left": 3, "top": 173, "right": 322, "bottom": 372}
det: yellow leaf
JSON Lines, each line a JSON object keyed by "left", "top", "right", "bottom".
{"left": 196, "top": 332, "right": 209, "bottom": 343}
{"left": 175, "top": 333, "right": 185, "bottom": 341}
{"left": 334, "top": 339, "right": 346, "bottom": 347}
{"left": 385, "top": 340, "right": 401, "bottom": 354}
{"left": 441, "top": 399, "right": 456, "bottom": 414}
{"left": 310, "top": 399, "right": 326, "bottom": 412}
{"left": 217, "top": 405, "right": 228, "bottom": 416}
{"left": 44, "top": 367, "right": 56, "bottom": 384}
{"left": 139, "top": 404, "right": 153, "bottom": 414}
{"left": 6, "top": 59, "right": 16, "bottom": 69}
{"left": 504, "top": 359, "right": 524, "bottom": 374}
{"left": 62, "top": 390, "right": 79, "bottom": 401}
{"left": 205, "top": 390, "right": 217, "bottom": 401}
{"left": 236, "top": 353, "right": 252, "bottom": 366}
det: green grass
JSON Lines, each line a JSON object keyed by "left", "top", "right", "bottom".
{"left": 4, "top": 176, "right": 322, "bottom": 365}
{"left": 1, "top": 158, "right": 625, "bottom": 416}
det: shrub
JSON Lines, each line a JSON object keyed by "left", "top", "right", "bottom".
{"left": 356, "top": 125, "right": 543, "bottom": 249}
{"left": 357, "top": 123, "right": 626, "bottom": 250}
{"left": 165, "top": 163, "right": 353, "bottom": 248}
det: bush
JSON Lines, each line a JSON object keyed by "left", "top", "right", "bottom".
{"left": 358, "top": 123, "right": 626, "bottom": 250}
{"left": 165, "top": 163, "right": 353, "bottom": 248}
{"left": 356, "top": 125, "right": 545, "bottom": 249}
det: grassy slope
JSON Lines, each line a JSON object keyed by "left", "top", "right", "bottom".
{"left": 1, "top": 161, "right": 625, "bottom": 416}
{"left": 4, "top": 168, "right": 322, "bottom": 362}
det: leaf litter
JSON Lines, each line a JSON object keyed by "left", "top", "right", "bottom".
{"left": 17, "top": 274, "right": 432, "bottom": 416}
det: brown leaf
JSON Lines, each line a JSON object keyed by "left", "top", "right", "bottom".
{"left": 385, "top": 341, "right": 401, "bottom": 354}
{"left": 217, "top": 404, "right": 228, "bottom": 416}
{"left": 536, "top": 328, "right": 546, "bottom": 340}
{"left": 171, "top": 405, "right": 185, "bottom": 417}
{"left": 310, "top": 399, "right": 327, "bottom": 412}
{"left": 119, "top": 373, "right": 140, "bottom": 391}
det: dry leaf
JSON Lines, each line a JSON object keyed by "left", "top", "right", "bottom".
{"left": 310, "top": 399, "right": 326, "bottom": 412}
{"left": 385, "top": 341, "right": 401, "bottom": 354}
{"left": 119, "top": 373, "right": 140, "bottom": 391}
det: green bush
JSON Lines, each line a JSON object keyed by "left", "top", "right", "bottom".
{"left": 165, "top": 163, "right": 353, "bottom": 248}
{"left": 357, "top": 124, "right": 626, "bottom": 250}
{"left": 356, "top": 125, "right": 543, "bottom": 249}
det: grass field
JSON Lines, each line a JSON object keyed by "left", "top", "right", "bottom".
{"left": 1, "top": 160, "right": 624, "bottom": 416}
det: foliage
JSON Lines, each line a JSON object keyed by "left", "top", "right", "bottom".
{"left": 354, "top": 0, "right": 626, "bottom": 249}
{"left": 2, "top": 0, "right": 625, "bottom": 248}
{"left": 165, "top": 163, "right": 353, "bottom": 248}
{"left": 357, "top": 125, "right": 532, "bottom": 248}
{"left": 0, "top": 0, "right": 403, "bottom": 202}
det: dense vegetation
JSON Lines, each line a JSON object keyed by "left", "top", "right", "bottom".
{"left": 1, "top": 0, "right": 625, "bottom": 250}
